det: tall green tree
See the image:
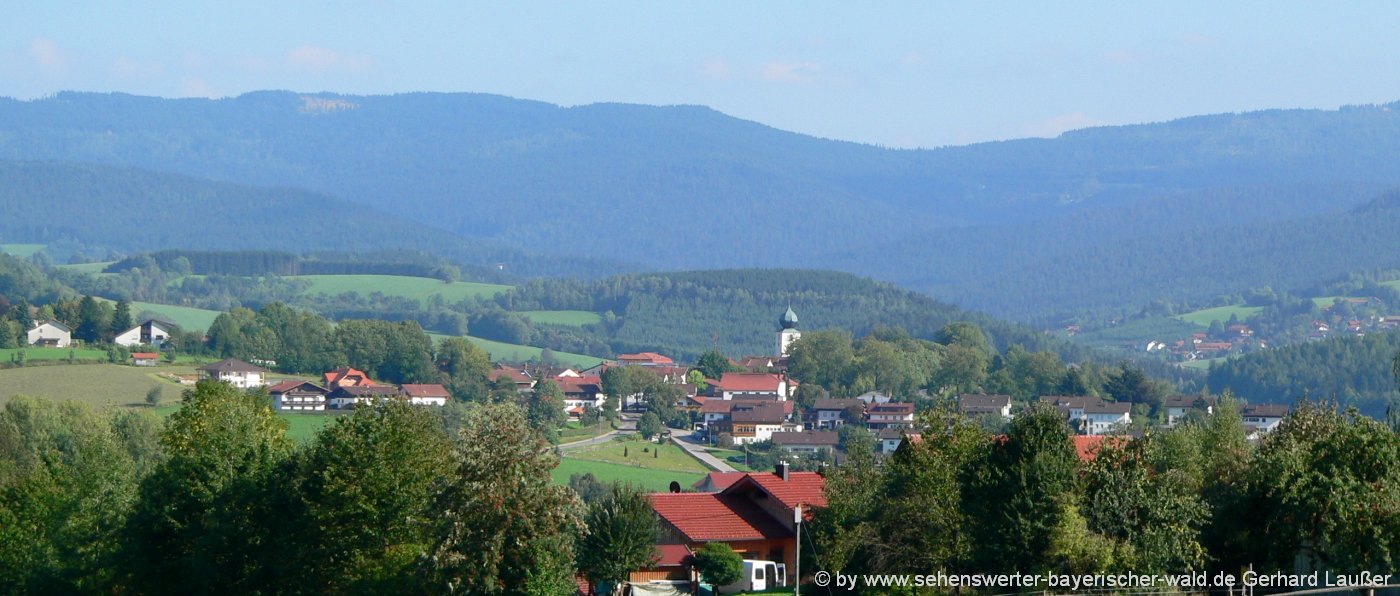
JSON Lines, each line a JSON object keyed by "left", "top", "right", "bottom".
{"left": 576, "top": 485, "right": 660, "bottom": 591}
{"left": 787, "top": 329, "right": 855, "bottom": 392}
{"left": 695, "top": 349, "right": 737, "bottom": 379}
{"left": 110, "top": 299, "right": 133, "bottom": 339}
{"left": 528, "top": 381, "right": 568, "bottom": 443}
{"left": 423, "top": 403, "right": 581, "bottom": 593}
{"left": 289, "top": 400, "right": 456, "bottom": 593}
{"left": 74, "top": 295, "right": 108, "bottom": 344}
{"left": 117, "top": 381, "right": 293, "bottom": 593}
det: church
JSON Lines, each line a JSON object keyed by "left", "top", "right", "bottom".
{"left": 776, "top": 306, "right": 801, "bottom": 357}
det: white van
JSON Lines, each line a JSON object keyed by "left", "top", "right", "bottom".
{"left": 718, "top": 559, "right": 787, "bottom": 592}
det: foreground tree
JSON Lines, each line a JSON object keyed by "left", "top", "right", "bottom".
{"left": 576, "top": 485, "right": 659, "bottom": 592}
{"left": 289, "top": 400, "right": 456, "bottom": 593}
{"left": 423, "top": 403, "right": 581, "bottom": 593}
{"left": 117, "top": 381, "right": 292, "bottom": 593}
{"left": 694, "top": 542, "right": 743, "bottom": 593}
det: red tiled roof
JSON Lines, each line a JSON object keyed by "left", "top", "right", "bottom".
{"left": 401, "top": 383, "right": 450, "bottom": 398}
{"left": 618, "top": 352, "right": 674, "bottom": 365}
{"left": 489, "top": 365, "right": 531, "bottom": 384}
{"left": 719, "top": 373, "right": 784, "bottom": 392}
{"left": 268, "top": 380, "right": 304, "bottom": 393}
{"left": 648, "top": 492, "right": 791, "bottom": 542}
{"left": 324, "top": 367, "right": 376, "bottom": 387}
{"left": 728, "top": 471, "right": 828, "bottom": 510}
{"left": 131, "top": 352, "right": 159, "bottom": 359}
{"left": 1073, "top": 435, "right": 1127, "bottom": 462}
{"left": 700, "top": 400, "right": 736, "bottom": 414}
{"left": 692, "top": 471, "right": 748, "bottom": 491}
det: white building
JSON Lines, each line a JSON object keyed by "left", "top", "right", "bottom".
{"left": 27, "top": 321, "right": 72, "bottom": 347}
{"left": 959, "top": 393, "right": 1013, "bottom": 421}
{"left": 1242, "top": 403, "right": 1288, "bottom": 434}
{"left": 1081, "top": 401, "right": 1132, "bottom": 435}
{"left": 268, "top": 380, "right": 329, "bottom": 411}
{"left": 401, "top": 383, "right": 450, "bottom": 406}
{"left": 776, "top": 306, "right": 801, "bottom": 357}
{"left": 114, "top": 319, "right": 174, "bottom": 348}
{"left": 197, "top": 358, "right": 269, "bottom": 389}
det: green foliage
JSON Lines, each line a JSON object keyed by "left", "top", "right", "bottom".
{"left": 423, "top": 403, "right": 580, "bottom": 593}
{"left": 116, "top": 380, "right": 293, "bottom": 593}
{"left": 1208, "top": 330, "right": 1400, "bottom": 417}
{"left": 576, "top": 484, "right": 660, "bottom": 586}
{"left": 528, "top": 381, "right": 568, "bottom": 443}
{"left": 289, "top": 400, "right": 456, "bottom": 593}
{"left": 694, "top": 542, "right": 744, "bottom": 591}
{"left": 637, "top": 411, "right": 662, "bottom": 440}
{"left": 695, "top": 349, "right": 738, "bottom": 380}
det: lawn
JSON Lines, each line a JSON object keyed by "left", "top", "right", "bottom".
{"left": 568, "top": 436, "right": 710, "bottom": 474}
{"left": 0, "top": 363, "right": 197, "bottom": 408}
{"left": 558, "top": 420, "right": 614, "bottom": 442}
{"left": 1176, "top": 304, "right": 1264, "bottom": 327}
{"left": 294, "top": 275, "right": 511, "bottom": 303}
{"left": 518, "top": 310, "right": 603, "bottom": 327}
{"left": 705, "top": 447, "right": 758, "bottom": 472}
{"left": 0, "top": 243, "right": 46, "bottom": 258}
{"left": 552, "top": 458, "right": 706, "bottom": 492}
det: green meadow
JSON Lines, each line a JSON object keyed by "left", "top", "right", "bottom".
{"left": 294, "top": 274, "right": 510, "bottom": 303}
{"left": 0, "top": 243, "right": 46, "bottom": 258}
{"left": 519, "top": 310, "right": 603, "bottom": 327}
{"left": 1176, "top": 304, "right": 1264, "bottom": 327}
{"left": 551, "top": 458, "right": 706, "bottom": 493}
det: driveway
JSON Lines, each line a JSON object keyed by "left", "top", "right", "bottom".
{"left": 670, "top": 432, "right": 737, "bottom": 472}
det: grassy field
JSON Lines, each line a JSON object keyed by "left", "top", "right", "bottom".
{"left": 0, "top": 346, "right": 110, "bottom": 362}
{"left": 151, "top": 404, "right": 342, "bottom": 443}
{"left": 1180, "top": 357, "right": 1230, "bottom": 371}
{"left": 551, "top": 458, "right": 706, "bottom": 492}
{"left": 294, "top": 275, "right": 510, "bottom": 303}
{"left": 558, "top": 420, "right": 614, "bottom": 442}
{"left": 1177, "top": 304, "right": 1264, "bottom": 327}
{"left": 57, "top": 260, "right": 117, "bottom": 273}
{"left": 568, "top": 436, "right": 710, "bottom": 474}
{"left": 519, "top": 310, "right": 603, "bottom": 327}
{"left": 0, "top": 243, "right": 45, "bottom": 258}
{"left": 0, "top": 363, "right": 196, "bottom": 407}
{"left": 130, "top": 301, "right": 224, "bottom": 331}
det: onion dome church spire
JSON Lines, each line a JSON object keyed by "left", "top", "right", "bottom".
{"left": 780, "top": 305, "right": 799, "bottom": 330}
{"left": 776, "top": 306, "right": 801, "bottom": 357}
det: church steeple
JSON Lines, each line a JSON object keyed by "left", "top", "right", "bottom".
{"left": 780, "top": 305, "right": 799, "bottom": 330}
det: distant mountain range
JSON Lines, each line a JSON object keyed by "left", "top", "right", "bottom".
{"left": 6, "top": 91, "right": 1400, "bottom": 322}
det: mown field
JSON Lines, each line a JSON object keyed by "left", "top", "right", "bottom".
{"left": 0, "top": 346, "right": 109, "bottom": 362}
{"left": 0, "top": 363, "right": 195, "bottom": 407}
{"left": 519, "top": 310, "right": 603, "bottom": 327}
{"left": 1176, "top": 304, "right": 1264, "bottom": 327}
{"left": 427, "top": 332, "right": 604, "bottom": 368}
{"left": 0, "top": 243, "right": 45, "bottom": 258}
{"left": 551, "top": 458, "right": 706, "bottom": 492}
{"left": 294, "top": 275, "right": 510, "bottom": 302}
{"left": 151, "top": 404, "right": 342, "bottom": 443}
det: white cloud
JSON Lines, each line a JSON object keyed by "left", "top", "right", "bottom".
{"left": 286, "top": 45, "right": 373, "bottom": 72}
{"left": 28, "top": 38, "right": 67, "bottom": 74}
{"left": 761, "top": 61, "right": 820, "bottom": 84}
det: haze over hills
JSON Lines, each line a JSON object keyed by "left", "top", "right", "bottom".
{"left": 6, "top": 92, "right": 1400, "bottom": 322}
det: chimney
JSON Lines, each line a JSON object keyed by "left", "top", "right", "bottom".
{"left": 775, "top": 460, "right": 789, "bottom": 481}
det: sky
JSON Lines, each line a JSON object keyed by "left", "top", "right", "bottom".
{"left": 4, "top": 1, "right": 1400, "bottom": 149}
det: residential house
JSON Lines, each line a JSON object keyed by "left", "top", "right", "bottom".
{"left": 1241, "top": 403, "right": 1288, "bottom": 435}
{"left": 866, "top": 402, "right": 915, "bottom": 429}
{"left": 692, "top": 471, "right": 749, "bottom": 493}
{"left": 734, "top": 355, "right": 788, "bottom": 373}
{"left": 877, "top": 428, "right": 920, "bottom": 455}
{"left": 558, "top": 377, "right": 605, "bottom": 415}
{"left": 113, "top": 319, "right": 175, "bottom": 348}
{"left": 770, "top": 430, "right": 840, "bottom": 454}
{"left": 1163, "top": 395, "right": 1217, "bottom": 426}
{"left": 718, "top": 372, "right": 788, "bottom": 401}
{"left": 197, "top": 358, "right": 269, "bottom": 389}
{"left": 811, "top": 398, "right": 863, "bottom": 429}
{"left": 649, "top": 465, "right": 826, "bottom": 576}
{"left": 130, "top": 352, "right": 159, "bottom": 367}
{"left": 1081, "top": 401, "right": 1132, "bottom": 435}
{"left": 729, "top": 401, "right": 788, "bottom": 445}
{"left": 489, "top": 364, "right": 535, "bottom": 392}
{"left": 328, "top": 385, "right": 406, "bottom": 410}
{"left": 323, "top": 367, "right": 377, "bottom": 388}
{"left": 26, "top": 320, "right": 71, "bottom": 347}
{"left": 959, "top": 393, "right": 1013, "bottom": 420}
{"left": 854, "top": 390, "right": 893, "bottom": 405}
{"left": 401, "top": 383, "right": 450, "bottom": 406}
{"left": 617, "top": 352, "right": 675, "bottom": 367}
{"left": 268, "top": 380, "right": 330, "bottom": 411}
{"left": 628, "top": 544, "right": 697, "bottom": 588}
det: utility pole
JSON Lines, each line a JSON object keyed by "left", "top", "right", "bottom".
{"left": 794, "top": 504, "right": 802, "bottom": 595}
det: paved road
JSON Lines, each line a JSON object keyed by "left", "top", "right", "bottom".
{"left": 670, "top": 432, "right": 737, "bottom": 473}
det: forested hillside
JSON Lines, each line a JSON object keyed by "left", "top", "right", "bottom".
{"left": 1207, "top": 330, "right": 1400, "bottom": 417}
{"left": 7, "top": 93, "right": 1400, "bottom": 321}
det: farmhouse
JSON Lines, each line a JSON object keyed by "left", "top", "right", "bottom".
{"left": 729, "top": 401, "right": 789, "bottom": 445}
{"left": 130, "top": 352, "right": 159, "bottom": 367}
{"left": 958, "top": 393, "right": 1013, "bottom": 420}
{"left": 649, "top": 464, "right": 825, "bottom": 576}
{"left": 1163, "top": 395, "right": 1217, "bottom": 426}
{"left": 717, "top": 372, "right": 788, "bottom": 401}
{"left": 401, "top": 383, "right": 450, "bottom": 406}
{"left": 1242, "top": 403, "right": 1289, "bottom": 435}
{"left": 770, "top": 430, "right": 840, "bottom": 454}
{"left": 197, "top": 358, "right": 269, "bottom": 389}
{"left": 327, "top": 385, "right": 406, "bottom": 409}
{"left": 26, "top": 320, "right": 71, "bottom": 347}
{"left": 268, "top": 380, "right": 330, "bottom": 411}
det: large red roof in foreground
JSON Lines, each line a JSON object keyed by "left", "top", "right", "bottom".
{"left": 648, "top": 492, "right": 791, "bottom": 541}
{"left": 732, "top": 471, "right": 827, "bottom": 510}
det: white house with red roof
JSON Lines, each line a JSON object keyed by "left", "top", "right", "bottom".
{"left": 649, "top": 465, "right": 825, "bottom": 578}
{"left": 198, "top": 358, "right": 269, "bottom": 389}
{"left": 718, "top": 372, "right": 788, "bottom": 401}
{"left": 268, "top": 380, "right": 330, "bottom": 411}
{"left": 400, "top": 383, "right": 450, "bottom": 406}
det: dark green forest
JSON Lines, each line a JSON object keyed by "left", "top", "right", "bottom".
{"left": 7, "top": 93, "right": 1400, "bottom": 322}
{"left": 1207, "top": 331, "right": 1400, "bottom": 418}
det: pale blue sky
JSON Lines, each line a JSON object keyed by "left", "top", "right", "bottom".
{"left": 4, "top": 1, "right": 1399, "bottom": 148}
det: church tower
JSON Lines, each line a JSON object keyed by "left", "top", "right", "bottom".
{"left": 776, "top": 306, "right": 801, "bottom": 357}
